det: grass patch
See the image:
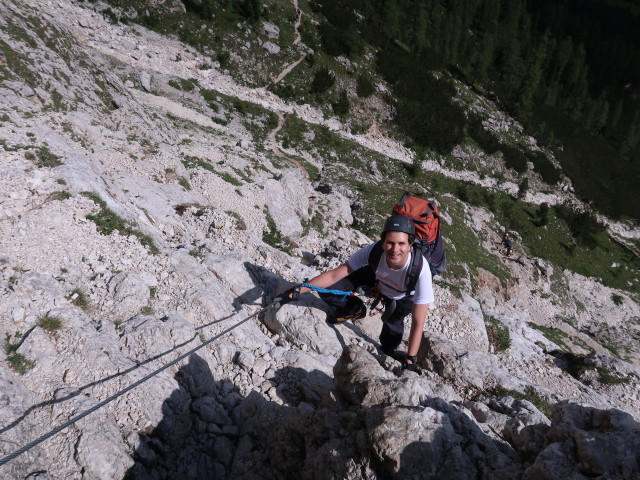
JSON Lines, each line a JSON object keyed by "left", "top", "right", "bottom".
{"left": 484, "top": 315, "right": 511, "bottom": 352}
{"left": 37, "top": 314, "right": 63, "bottom": 332}
{"left": 262, "top": 208, "right": 296, "bottom": 254}
{"left": 48, "top": 191, "right": 71, "bottom": 201}
{"left": 168, "top": 77, "right": 197, "bottom": 92}
{"left": 226, "top": 211, "right": 247, "bottom": 230}
{"left": 216, "top": 171, "right": 243, "bottom": 186}
{"left": 178, "top": 177, "right": 191, "bottom": 190}
{"left": 597, "top": 367, "right": 632, "bottom": 385}
{"left": 68, "top": 287, "right": 90, "bottom": 309}
{"left": 82, "top": 192, "right": 159, "bottom": 254}
{"left": 231, "top": 166, "right": 253, "bottom": 184}
{"left": 528, "top": 322, "right": 571, "bottom": 351}
{"left": 4, "top": 332, "right": 35, "bottom": 375}
{"left": 486, "top": 386, "right": 554, "bottom": 419}
{"left": 25, "top": 146, "right": 62, "bottom": 168}
{"left": 556, "top": 315, "right": 577, "bottom": 329}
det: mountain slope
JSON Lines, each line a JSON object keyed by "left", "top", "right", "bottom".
{"left": 1, "top": 0, "right": 639, "bottom": 478}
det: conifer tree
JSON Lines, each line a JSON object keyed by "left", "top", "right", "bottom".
{"left": 518, "top": 32, "right": 551, "bottom": 118}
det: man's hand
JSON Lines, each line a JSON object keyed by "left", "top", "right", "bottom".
{"left": 274, "top": 286, "right": 300, "bottom": 307}
{"left": 402, "top": 354, "right": 418, "bottom": 372}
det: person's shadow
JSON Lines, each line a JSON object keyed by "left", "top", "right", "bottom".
{"left": 125, "top": 354, "right": 338, "bottom": 479}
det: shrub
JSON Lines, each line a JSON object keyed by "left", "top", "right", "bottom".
{"left": 534, "top": 203, "right": 550, "bottom": 227}
{"left": 269, "top": 83, "right": 296, "bottom": 100}
{"left": 468, "top": 117, "right": 501, "bottom": 154}
{"left": 554, "top": 203, "right": 605, "bottom": 248}
{"left": 356, "top": 75, "right": 375, "bottom": 97}
{"left": 217, "top": 52, "right": 230, "bottom": 68}
{"left": 528, "top": 150, "right": 561, "bottom": 185}
{"left": 500, "top": 144, "right": 528, "bottom": 174}
{"left": 182, "top": 0, "right": 215, "bottom": 20}
{"left": 611, "top": 294, "right": 624, "bottom": 306}
{"left": 332, "top": 90, "right": 350, "bottom": 116}
{"left": 226, "top": 211, "right": 247, "bottom": 230}
{"left": 517, "top": 178, "right": 529, "bottom": 199}
{"left": 178, "top": 177, "right": 191, "bottom": 190}
{"left": 310, "top": 67, "right": 335, "bottom": 94}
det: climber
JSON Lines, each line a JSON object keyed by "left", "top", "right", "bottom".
{"left": 279, "top": 215, "right": 434, "bottom": 371}
{"left": 501, "top": 232, "right": 513, "bottom": 257}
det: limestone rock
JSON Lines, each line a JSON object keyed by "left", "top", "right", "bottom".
{"left": 105, "top": 272, "right": 150, "bottom": 322}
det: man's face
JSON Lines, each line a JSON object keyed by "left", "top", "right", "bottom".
{"left": 382, "top": 231, "right": 411, "bottom": 269}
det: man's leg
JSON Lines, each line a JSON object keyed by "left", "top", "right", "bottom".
{"left": 319, "top": 266, "right": 375, "bottom": 321}
{"left": 379, "top": 298, "right": 413, "bottom": 355}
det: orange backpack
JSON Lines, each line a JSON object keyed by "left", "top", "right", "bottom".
{"left": 392, "top": 192, "right": 446, "bottom": 276}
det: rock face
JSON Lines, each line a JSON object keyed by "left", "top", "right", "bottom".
{"left": 0, "top": 0, "right": 639, "bottom": 478}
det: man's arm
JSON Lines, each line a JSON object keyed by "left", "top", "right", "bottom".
{"left": 406, "top": 303, "right": 429, "bottom": 363}
{"left": 299, "top": 262, "right": 354, "bottom": 294}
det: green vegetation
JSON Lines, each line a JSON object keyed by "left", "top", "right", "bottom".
{"left": 141, "top": 305, "right": 154, "bottom": 315}
{"left": 5, "top": 332, "right": 35, "bottom": 375}
{"left": 356, "top": 75, "right": 375, "bottom": 98}
{"left": 182, "top": 155, "right": 215, "bottom": 172}
{"left": 49, "top": 191, "right": 71, "bottom": 201}
{"left": 484, "top": 315, "right": 511, "bottom": 352}
{"left": 486, "top": 386, "right": 554, "bottom": 419}
{"left": 597, "top": 367, "right": 632, "bottom": 385}
{"left": 310, "top": 67, "right": 335, "bottom": 94}
{"left": 25, "top": 146, "right": 62, "bottom": 168}
{"left": 262, "top": 208, "right": 296, "bottom": 254}
{"left": 310, "top": 0, "right": 639, "bottom": 221}
{"left": 178, "top": 177, "right": 191, "bottom": 190}
{"left": 168, "top": 77, "right": 197, "bottom": 92}
{"left": 527, "top": 322, "right": 571, "bottom": 351}
{"left": 181, "top": 154, "right": 248, "bottom": 185}
{"left": 226, "top": 211, "right": 247, "bottom": 230}
{"left": 82, "top": 192, "right": 159, "bottom": 254}
{"left": 611, "top": 294, "right": 624, "bottom": 306}
{"left": 37, "top": 314, "right": 63, "bottom": 332}
{"left": 331, "top": 90, "right": 350, "bottom": 116}
{"left": 68, "top": 288, "right": 90, "bottom": 310}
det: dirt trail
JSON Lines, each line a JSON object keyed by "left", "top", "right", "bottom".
{"left": 267, "top": 112, "right": 309, "bottom": 179}
{"left": 265, "top": 0, "right": 309, "bottom": 179}
{"left": 271, "top": 0, "right": 306, "bottom": 85}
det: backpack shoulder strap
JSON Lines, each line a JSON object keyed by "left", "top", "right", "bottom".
{"left": 368, "top": 240, "right": 383, "bottom": 270}
{"left": 405, "top": 244, "right": 424, "bottom": 293}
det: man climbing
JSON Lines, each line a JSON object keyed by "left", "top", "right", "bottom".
{"left": 501, "top": 232, "right": 513, "bottom": 257}
{"left": 282, "top": 215, "right": 434, "bottom": 370}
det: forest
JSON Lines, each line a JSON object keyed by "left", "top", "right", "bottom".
{"left": 311, "top": 0, "right": 640, "bottom": 221}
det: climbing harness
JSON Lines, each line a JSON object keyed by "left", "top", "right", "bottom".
{"left": 0, "top": 303, "right": 272, "bottom": 468}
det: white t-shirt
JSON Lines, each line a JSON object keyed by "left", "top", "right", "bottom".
{"left": 347, "top": 243, "right": 434, "bottom": 305}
